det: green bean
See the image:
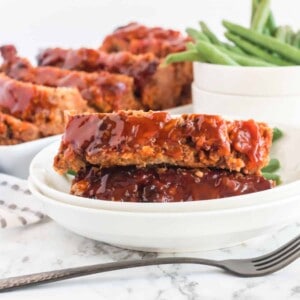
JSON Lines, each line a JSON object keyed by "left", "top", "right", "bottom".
{"left": 224, "top": 43, "right": 246, "bottom": 55}
{"left": 263, "top": 27, "right": 271, "bottom": 36}
{"left": 262, "top": 158, "right": 280, "bottom": 173}
{"left": 275, "top": 26, "right": 287, "bottom": 43}
{"left": 262, "top": 172, "right": 281, "bottom": 185}
{"left": 252, "top": 0, "right": 276, "bottom": 34}
{"left": 292, "top": 31, "right": 300, "bottom": 49}
{"left": 194, "top": 41, "right": 239, "bottom": 65}
{"left": 272, "top": 127, "right": 283, "bottom": 142}
{"left": 225, "top": 32, "right": 293, "bottom": 66}
{"left": 67, "top": 170, "right": 77, "bottom": 176}
{"left": 285, "top": 26, "right": 294, "bottom": 45}
{"left": 197, "top": 21, "right": 245, "bottom": 55}
{"left": 186, "top": 42, "right": 196, "bottom": 51}
{"left": 199, "top": 21, "right": 223, "bottom": 46}
{"left": 251, "top": 0, "right": 259, "bottom": 23}
{"left": 266, "top": 11, "right": 276, "bottom": 34}
{"left": 223, "top": 21, "right": 300, "bottom": 64}
{"left": 251, "top": 0, "right": 271, "bottom": 33}
{"left": 216, "top": 45, "right": 274, "bottom": 66}
{"left": 165, "top": 50, "right": 203, "bottom": 64}
{"left": 186, "top": 28, "right": 209, "bottom": 42}
{"left": 292, "top": 32, "right": 299, "bottom": 48}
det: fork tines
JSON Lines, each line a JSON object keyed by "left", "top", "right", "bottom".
{"left": 252, "top": 235, "right": 300, "bottom": 271}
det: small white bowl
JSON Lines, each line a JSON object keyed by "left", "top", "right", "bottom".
{"left": 28, "top": 179, "right": 300, "bottom": 252}
{"left": 0, "top": 135, "right": 60, "bottom": 179}
{"left": 192, "top": 84, "right": 300, "bottom": 125}
{"left": 193, "top": 62, "right": 300, "bottom": 96}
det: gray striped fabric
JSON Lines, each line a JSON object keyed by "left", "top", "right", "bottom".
{"left": 0, "top": 174, "right": 45, "bottom": 229}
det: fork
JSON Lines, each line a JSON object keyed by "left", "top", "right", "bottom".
{"left": 0, "top": 234, "right": 299, "bottom": 292}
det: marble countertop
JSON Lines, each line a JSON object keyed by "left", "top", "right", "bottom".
{"left": 0, "top": 218, "right": 299, "bottom": 300}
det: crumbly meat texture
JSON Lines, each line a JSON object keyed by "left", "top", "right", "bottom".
{"left": 100, "top": 22, "right": 193, "bottom": 107}
{"left": 37, "top": 48, "right": 160, "bottom": 87}
{"left": 37, "top": 47, "right": 192, "bottom": 110}
{"left": 0, "top": 74, "right": 89, "bottom": 136}
{"left": 100, "top": 22, "right": 190, "bottom": 58}
{"left": 71, "top": 165, "right": 274, "bottom": 202}
{"left": 0, "top": 112, "right": 40, "bottom": 145}
{"left": 0, "top": 45, "right": 140, "bottom": 112}
{"left": 54, "top": 111, "right": 273, "bottom": 175}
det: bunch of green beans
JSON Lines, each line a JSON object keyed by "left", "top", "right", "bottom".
{"left": 165, "top": 0, "right": 300, "bottom": 66}
{"left": 261, "top": 127, "right": 283, "bottom": 184}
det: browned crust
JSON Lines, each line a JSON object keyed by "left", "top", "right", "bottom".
{"left": 54, "top": 111, "right": 272, "bottom": 175}
{"left": 0, "top": 45, "right": 140, "bottom": 112}
{"left": 0, "top": 112, "right": 40, "bottom": 145}
{"left": 0, "top": 74, "right": 89, "bottom": 136}
{"left": 36, "top": 47, "right": 192, "bottom": 110}
{"left": 100, "top": 22, "right": 190, "bottom": 58}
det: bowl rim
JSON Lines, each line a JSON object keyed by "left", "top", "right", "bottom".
{"left": 191, "top": 82, "right": 300, "bottom": 98}
{"left": 28, "top": 179, "right": 300, "bottom": 217}
{"left": 193, "top": 61, "right": 300, "bottom": 71}
{"left": 0, "top": 134, "right": 61, "bottom": 149}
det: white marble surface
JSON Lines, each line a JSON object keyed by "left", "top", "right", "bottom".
{"left": 0, "top": 218, "right": 299, "bottom": 300}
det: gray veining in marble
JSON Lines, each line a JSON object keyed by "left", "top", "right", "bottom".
{"left": 0, "top": 220, "right": 299, "bottom": 300}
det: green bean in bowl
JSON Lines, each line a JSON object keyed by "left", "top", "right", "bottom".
{"left": 165, "top": 0, "right": 300, "bottom": 66}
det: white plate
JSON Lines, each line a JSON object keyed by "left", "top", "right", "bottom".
{"left": 0, "top": 135, "right": 61, "bottom": 179}
{"left": 0, "top": 173, "right": 45, "bottom": 228}
{"left": 29, "top": 121, "right": 300, "bottom": 213}
{"left": 28, "top": 180, "right": 300, "bottom": 252}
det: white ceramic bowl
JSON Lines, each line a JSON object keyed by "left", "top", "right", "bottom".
{"left": 0, "top": 135, "right": 60, "bottom": 179}
{"left": 29, "top": 120, "right": 300, "bottom": 213}
{"left": 193, "top": 62, "right": 300, "bottom": 96}
{"left": 28, "top": 180, "right": 300, "bottom": 252}
{"left": 192, "top": 84, "right": 300, "bottom": 125}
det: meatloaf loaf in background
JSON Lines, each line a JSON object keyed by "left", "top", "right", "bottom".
{"left": 0, "top": 112, "right": 40, "bottom": 145}
{"left": 37, "top": 47, "right": 192, "bottom": 110}
{"left": 0, "top": 74, "right": 89, "bottom": 136}
{"left": 0, "top": 45, "right": 139, "bottom": 112}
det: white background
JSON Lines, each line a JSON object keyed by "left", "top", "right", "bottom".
{"left": 0, "top": 0, "right": 299, "bottom": 61}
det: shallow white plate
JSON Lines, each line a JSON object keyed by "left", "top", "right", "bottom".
{"left": 0, "top": 135, "right": 60, "bottom": 179}
{"left": 29, "top": 121, "right": 300, "bottom": 213}
{"left": 29, "top": 180, "right": 300, "bottom": 252}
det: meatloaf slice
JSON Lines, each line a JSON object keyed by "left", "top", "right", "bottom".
{"left": 71, "top": 165, "right": 274, "bottom": 202}
{"left": 0, "top": 45, "right": 140, "bottom": 112}
{"left": 54, "top": 111, "right": 273, "bottom": 175}
{"left": 100, "top": 22, "right": 190, "bottom": 58}
{"left": 100, "top": 22, "right": 193, "bottom": 107}
{"left": 37, "top": 48, "right": 159, "bottom": 87}
{"left": 0, "top": 112, "right": 40, "bottom": 145}
{"left": 36, "top": 47, "right": 191, "bottom": 110}
{"left": 0, "top": 74, "right": 88, "bottom": 136}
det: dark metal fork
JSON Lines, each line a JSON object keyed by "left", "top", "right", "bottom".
{"left": 1, "top": 234, "right": 299, "bottom": 293}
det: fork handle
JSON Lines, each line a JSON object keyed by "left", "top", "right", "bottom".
{"left": 0, "top": 257, "right": 223, "bottom": 292}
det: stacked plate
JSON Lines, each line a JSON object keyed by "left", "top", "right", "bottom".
{"left": 29, "top": 120, "right": 300, "bottom": 252}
